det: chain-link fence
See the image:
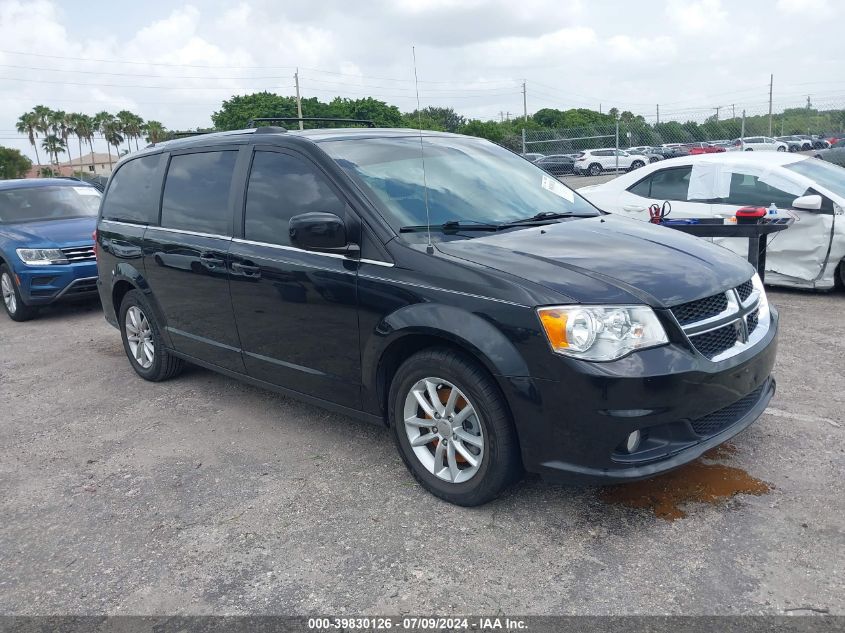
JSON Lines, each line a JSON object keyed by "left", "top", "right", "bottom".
{"left": 521, "top": 98, "right": 845, "bottom": 174}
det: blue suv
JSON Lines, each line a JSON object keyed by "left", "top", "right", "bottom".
{"left": 0, "top": 178, "right": 101, "bottom": 321}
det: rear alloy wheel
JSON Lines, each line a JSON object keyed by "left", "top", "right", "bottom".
{"left": 390, "top": 348, "right": 521, "bottom": 506}
{"left": 119, "top": 289, "right": 183, "bottom": 381}
{"left": 589, "top": 163, "right": 602, "bottom": 176}
{"left": 0, "top": 265, "right": 37, "bottom": 322}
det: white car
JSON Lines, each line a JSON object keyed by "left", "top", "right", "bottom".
{"left": 578, "top": 152, "right": 845, "bottom": 290}
{"left": 729, "top": 137, "right": 789, "bottom": 152}
{"left": 573, "top": 149, "right": 647, "bottom": 175}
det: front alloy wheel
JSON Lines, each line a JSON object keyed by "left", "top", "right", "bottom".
{"left": 125, "top": 305, "right": 154, "bottom": 369}
{"left": 390, "top": 348, "right": 521, "bottom": 506}
{"left": 403, "top": 378, "right": 484, "bottom": 483}
{"left": 0, "top": 265, "right": 37, "bottom": 322}
{"left": 1, "top": 272, "right": 16, "bottom": 316}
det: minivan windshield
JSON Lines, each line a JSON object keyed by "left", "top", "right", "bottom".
{"left": 0, "top": 185, "right": 101, "bottom": 224}
{"left": 320, "top": 136, "right": 599, "bottom": 234}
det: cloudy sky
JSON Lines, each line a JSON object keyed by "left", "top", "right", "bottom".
{"left": 1, "top": 0, "right": 842, "bottom": 161}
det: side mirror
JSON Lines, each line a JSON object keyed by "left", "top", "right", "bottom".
{"left": 792, "top": 194, "right": 822, "bottom": 211}
{"left": 289, "top": 212, "right": 359, "bottom": 256}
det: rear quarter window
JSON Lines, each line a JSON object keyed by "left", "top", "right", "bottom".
{"left": 101, "top": 154, "right": 164, "bottom": 224}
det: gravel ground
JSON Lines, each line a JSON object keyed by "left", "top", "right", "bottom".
{"left": 0, "top": 288, "right": 843, "bottom": 616}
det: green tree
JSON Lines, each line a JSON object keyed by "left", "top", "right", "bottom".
{"left": 116, "top": 110, "right": 144, "bottom": 152}
{"left": 15, "top": 112, "right": 41, "bottom": 166}
{"left": 144, "top": 120, "right": 166, "bottom": 144}
{"left": 403, "top": 106, "right": 465, "bottom": 132}
{"left": 41, "top": 134, "right": 65, "bottom": 165}
{"left": 0, "top": 146, "right": 32, "bottom": 179}
{"left": 94, "top": 112, "right": 117, "bottom": 171}
{"left": 212, "top": 92, "right": 300, "bottom": 130}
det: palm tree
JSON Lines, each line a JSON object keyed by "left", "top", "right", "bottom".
{"left": 144, "top": 120, "right": 166, "bottom": 144}
{"left": 16, "top": 112, "right": 41, "bottom": 167}
{"left": 71, "top": 114, "right": 96, "bottom": 174}
{"left": 94, "top": 111, "right": 115, "bottom": 171}
{"left": 31, "top": 105, "right": 53, "bottom": 161}
{"left": 102, "top": 120, "right": 124, "bottom": 169}
{"left": 41, "top": 134, "right": 66, "bottom": 165}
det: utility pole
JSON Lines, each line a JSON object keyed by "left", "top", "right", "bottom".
{"left": 295, "top": 68, "right": 303, "bottom": 130}
{"left": 499, "top": 111, "right": 505, "bottom": 123}
{"left": 768, "top": 73, "right": 773, "bottom": 136}
{"left": 656, "top": 104, "right": 659, "bottom": 125}
{"left": 714, "top": 106, "right": 721, "bottom": 121}
{"left": 522, "top": 81, "right": 527, "bottom": 122}
{"left": 506, "top": 111, "right": 511, "bottom": 122}
{"left": 732, "top": 104, "right": 736, "bottom": 119}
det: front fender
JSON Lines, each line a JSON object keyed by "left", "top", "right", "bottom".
{"left": 361, "top": 302, "right": 535, "bottom": 416}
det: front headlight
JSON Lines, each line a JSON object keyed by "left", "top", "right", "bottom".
{"left": 537, "top": 305, "right": 668, "bottom": 361}
{"left": 15, "top": 248, "right": 68, "bottom": 266}
{"left": 751, "top": 272, "right": 770, "bottom": 324}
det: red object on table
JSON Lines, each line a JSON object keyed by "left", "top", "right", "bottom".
{"left": 735, "top": 206, "right": 767, "bottom": 224}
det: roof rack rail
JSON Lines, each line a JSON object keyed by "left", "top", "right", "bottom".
{"left": 170, "top": 130, "right": 215, "bottom": 138}
{"left": 247, "top": 117, "right": 376, "bottom": 129}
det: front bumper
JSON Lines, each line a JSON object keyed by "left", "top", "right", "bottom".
{"left": 15, "top": 261, "right": 99, "bottom": 306}
{"left": 501, "top": 306, "right": 779, "bottom": 483}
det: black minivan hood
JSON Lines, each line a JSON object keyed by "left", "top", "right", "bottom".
{"left": 435, "top": 215, "right": 754, "bottom": 307}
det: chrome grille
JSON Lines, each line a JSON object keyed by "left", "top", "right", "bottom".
{"left": 671, "top": 293, "right": 728, "bottom": 325}
{"left": 688, "top": 324, "right": 739, "bottom": 360}
{"left": 736, "top": 279, "right": 753, "bottom": 303}
{"left": 61, "top": 245, "right": 95, "bottom": 262}
{"left": 671, "top": 278, "right": 767, "bottom": 362}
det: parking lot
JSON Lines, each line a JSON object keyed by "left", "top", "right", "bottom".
{"left": 0, "top": 286, "right": 843, "bottom": 615}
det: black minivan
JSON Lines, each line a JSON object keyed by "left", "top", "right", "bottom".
{"left": 95, "top": 124, "right": 778, "bottom": 506}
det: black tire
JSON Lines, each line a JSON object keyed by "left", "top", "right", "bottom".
{"left": 777, "top": 146, "right": 786, "bottom": 152}
{"left": 389, "top": 348, "right": 522, "bottom": 506}
{"left": 745, "top": 148, "right": 754, "bottom": 151}
{"left": 0, "top": 264, "right": 38, "bottom": 322}
{"left": 630, "top": 160, "right": 645, "bottom": 170}
{"left": 588, "top": 163, "right": 602, "bottom": 176}
{"left": 118, "top": 289, "right": 183, "bottom": 381}
{"left": 836, "top": 260, "right": 845, "bottom": 290}
{"left": 788, "top": 145, "right": 798, "bottom": 153}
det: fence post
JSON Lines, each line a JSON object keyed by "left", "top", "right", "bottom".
{"left": 521, "top": 128, "right": 526, "bottom": 155}
{"left": 614, "top": 118, "right": 620, "bottom": 175}
{"left": 741, "top": 110, "right": 746, "bottom": 150}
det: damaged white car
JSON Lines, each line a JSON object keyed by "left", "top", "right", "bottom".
{"left": 579, "top": 153, "right": 845, "bottom": 290}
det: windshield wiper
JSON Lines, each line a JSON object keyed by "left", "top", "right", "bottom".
{"left": 399, "top": 220, "right": 501, "bottom": 233}
{"left": 498, "top": 211, "right": 585, "bottom": 228}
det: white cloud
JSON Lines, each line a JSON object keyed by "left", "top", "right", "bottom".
{"left": 776, "top": 0, "right": 832, "bottom": 16}
{"left": 666, "top": 0, "right": 728, "bottom": 34}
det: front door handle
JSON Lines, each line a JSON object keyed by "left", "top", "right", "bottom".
{"left": 232, "top": 261, "right": 261, "bottom": 276}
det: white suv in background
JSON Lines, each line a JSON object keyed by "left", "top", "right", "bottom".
{"left": 730, "top": 137, "right": 789, "bottom": 152}
{"left": 573, "top": 149, "right": 646, "bottom": 175}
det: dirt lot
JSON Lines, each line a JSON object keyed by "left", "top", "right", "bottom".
{"left": 0, "top": 288, "right": 843, "bottom": 615}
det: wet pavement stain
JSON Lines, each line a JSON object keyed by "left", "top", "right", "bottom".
{"left": 598, "top": 444, "right": 771, "bottom": 520}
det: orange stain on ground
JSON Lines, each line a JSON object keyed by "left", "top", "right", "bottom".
{"left": 598, "top": 444, "right": 771, "bottom": 520}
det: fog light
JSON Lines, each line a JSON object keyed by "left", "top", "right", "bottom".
{"left": 625, "top": 430, "right": 641, "bottom": 453}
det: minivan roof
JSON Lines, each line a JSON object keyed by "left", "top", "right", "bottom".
{"left": 149, "top": 126, "right": 464, "bottom": 152}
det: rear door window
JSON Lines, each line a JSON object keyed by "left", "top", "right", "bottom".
{"left": 101, "top": 154, "right": 163, "bottom": 224}
{"left": 160, "top": 151, "right": 237, "bottom": 236}
{"left": 243, "top": 151, "right": 347, "bottom": 247}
